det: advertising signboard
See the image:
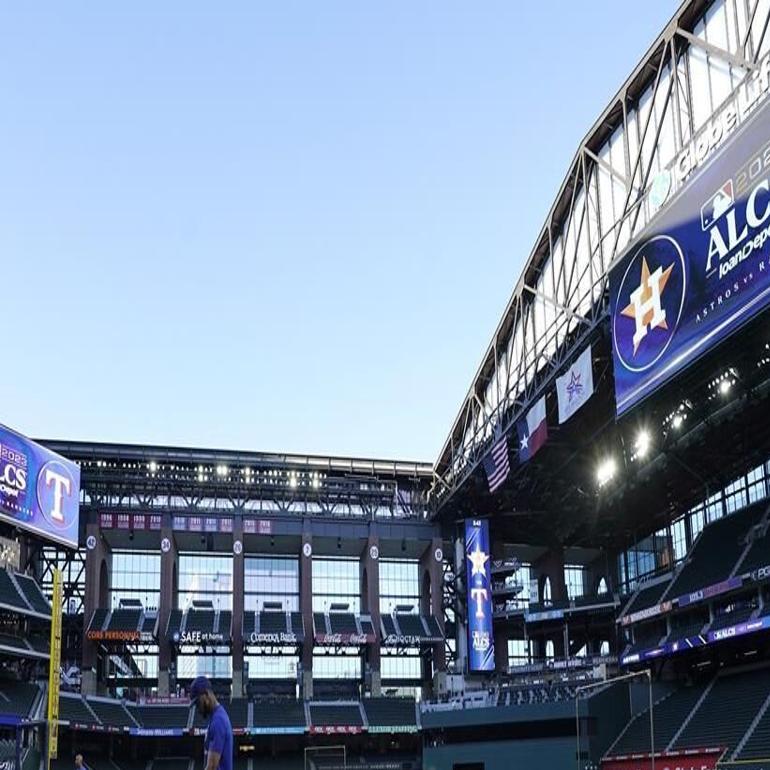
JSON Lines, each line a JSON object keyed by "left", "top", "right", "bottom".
{"left": 0, "top": 424, "right": 80, "bottom": 549}
{"left": 465, "top": 518, "right": 495, "bottom": 672}
{"left": 609, "top": 95, "right": 770, "bottom": 415}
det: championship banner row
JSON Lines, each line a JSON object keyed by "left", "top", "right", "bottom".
{"left": 98, "top": 512, "right": 273, "bottom": 535}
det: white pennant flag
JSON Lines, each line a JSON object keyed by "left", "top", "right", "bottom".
{"left": 556, "top": 345, "right": 594, "bottom": 424}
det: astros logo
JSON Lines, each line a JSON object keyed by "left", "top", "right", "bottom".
{"left": 613, "top": 235, "right": 687, "bottom": 373}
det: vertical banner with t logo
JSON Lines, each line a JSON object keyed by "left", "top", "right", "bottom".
{"left": 465, "top": 518, "right": 495, "bottom": 672}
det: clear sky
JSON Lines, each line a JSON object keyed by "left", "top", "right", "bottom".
{"left": 2, "top": 1, "right": 678, "bottom": 462}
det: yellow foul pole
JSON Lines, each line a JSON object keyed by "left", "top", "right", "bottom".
{"left": 46, "top": 568, "right": 62, "bottom": 770}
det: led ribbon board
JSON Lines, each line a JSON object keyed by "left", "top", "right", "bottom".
{"left": 465, "top": 518, "right": 495, "bottom": 671}
{"left": 609, "top": 96, "right": 770, "bottom": 415}
{"left": 0, "top": 424, "right": 80, "bottom": 549}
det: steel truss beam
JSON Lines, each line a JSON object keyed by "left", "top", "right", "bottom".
{"left": 41, "top": 441, "right": 432, "bottom": 521}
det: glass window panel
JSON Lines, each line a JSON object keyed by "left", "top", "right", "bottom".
{"left": 111, "top": 551, "right": 161, "bottom": 609}
{"left": 245, "top": 654, "right": 299, "bottom": 683}
{"left": 312, "top": 557, "right": 360, "bottom": 613}
{"left": 706, "top": 492, "right": 724, "bottom": 523}
{"left": 671, "top": 517, "right": 687, "bottom": 563}
{"left": 178, "top": 553, "right": 233, "bottom": 610}
{"left": 690, "top": 504, "right": 706, "bottom": 542}
{"left": 725, "top": 477, "right": 748, "bottom": 514}
{"left": 689, "top": 25, "right": 713, "bottom": 131}
{"left": 748, "top": 464, "right": 767, "bottom": 503}
{"left": 245, "top": 556, "right": 299, "bottom": 612}
{"left": 177, "top": 653, "right": 232, "bottom": 679}
{"left": 564, "top": 565, "right": 585, "bottom": 600}
{"left": 312, "top": 654, "right": 361, "bottom": 679}
{"left": 381, "top": 653, "right": 421, "bottom": 680}
{"left": 507, "top": 638, "right": 529, "bottom": 665}
{"left": 379, "top": 560, "right": 420, "bottom": 614}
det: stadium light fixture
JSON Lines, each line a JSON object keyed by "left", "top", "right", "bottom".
{"left": 596, "top": 458, "right": 617, "bottom": 487}
{"left": 632, "top": 430, "right": 651, "bottom": 460}
{"left": 216, "top": 464, "right": 228, "bottom": 477}
{"left": 707, "top": 368, "right": 737, "bottom": 400}
{"left": 672, "top": 414, "right": 684, "bottom": 429}
{"left": 148, "top": 461, "right": 158, "bottom": 474}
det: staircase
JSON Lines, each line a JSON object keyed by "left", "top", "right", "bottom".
{"left": 732, "top": 504, "right": 770, "bottom": 578}
{"left": 666, "top": 676, "right": 716, "bottom": 751}
{"left": 6, "top": 572, "right": 33, "bottom": 612}
{"left": 733, "top": 689, "right": 770, "bottom": 759}
{"left": 604, "top": 692, "right": 671, "bottom": 758}
{"left": 83, "top": 696, "right": 101, "bottom": 725}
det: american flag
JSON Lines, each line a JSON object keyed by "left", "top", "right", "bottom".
{"left": 482, "top": 434, "right": 510, "bottom": 493}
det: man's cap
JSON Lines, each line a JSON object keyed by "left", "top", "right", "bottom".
{"left": 189, "top": 676, "right": 213, "bottom": 701}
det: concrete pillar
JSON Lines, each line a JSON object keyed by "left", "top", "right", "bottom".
{"left": 360, "top": 532, "right": 381, "bottom": 696}
{"left": 532, "top": 633, "right": 545, "bottom": 661}
{"left": 300, "top": 529, "right": 313, "bottom": 699}
{"left": 232, "top": 670, "right": 244, "bottom": 698}
{"left": 82, "top": 519, "right": 111, "bottom": 695}
{"left": 232, "top": 518, "right": 245, "bottom": 697}
{"left": 419, "top": 537, "right": 446, "bottom": 691}
{"left": 563, "top": 623, "right": 570, "bottom": 659}
{"left": 533, "top": 546, "right": 567, "bottom": 604}
{"left": 490, "top": 540, "right": 508, "bottom": 673}
{"left": 158, "top": 516, "right": 178, "bottom": 696}
{"left": 535, "top": 596, "right": 565, "bottom": 660}
{"left": 17, "top": 533, "right": 29, "bottom": 573}
{"left": 454, "top": 536, "right": 467, "bottom": 672}
{"left": 523, "top": 624, "right": 530, "bottom": 663}
{"left": 81, "top": 670, "right": 98, "bottom": 697}
{"left": 584, "top": 549, "right": 614, "bottom": 599}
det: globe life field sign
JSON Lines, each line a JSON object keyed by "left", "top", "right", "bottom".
{"left": 0, "top": 424, "right": 80, "bottom": 549}
{"left": 610, "top": 82, "right": 770, "bottom": 416}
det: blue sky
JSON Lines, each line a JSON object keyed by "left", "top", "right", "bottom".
{"left": 1, "top": 2, "right": 677, "bottom": 462}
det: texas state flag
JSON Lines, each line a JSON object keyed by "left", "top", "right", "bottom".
{"left": 516, "top": 396, "right": 547, "bottom": 463}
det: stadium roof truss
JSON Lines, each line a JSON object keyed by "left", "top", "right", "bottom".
{"left": 431, "top": 0, "right": 770, "bottom": 513}
{"left": 42, "top": 440, "right": 433, "bottom": 521}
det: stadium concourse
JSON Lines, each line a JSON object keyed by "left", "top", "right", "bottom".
{"left": 4, "top": 0, "right": 770, "bottom": 769}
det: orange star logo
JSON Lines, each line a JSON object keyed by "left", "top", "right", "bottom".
{"left": 621, "top": 256, "right": 673, "bottom": 355}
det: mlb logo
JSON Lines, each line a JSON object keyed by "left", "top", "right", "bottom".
{"left": 701, "top": 179, "right": 734, "bottom": 230}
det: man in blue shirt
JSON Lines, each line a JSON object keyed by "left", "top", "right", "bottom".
{"left": 190, "top": 676, "right": 233, "bottom": 770}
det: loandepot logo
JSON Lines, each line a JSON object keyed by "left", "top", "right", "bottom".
{"left": 703, "top": 172, "right": 770, "bottom": 279}
{"left": 613, "top": 235, "right": 687, "bottom": 373}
